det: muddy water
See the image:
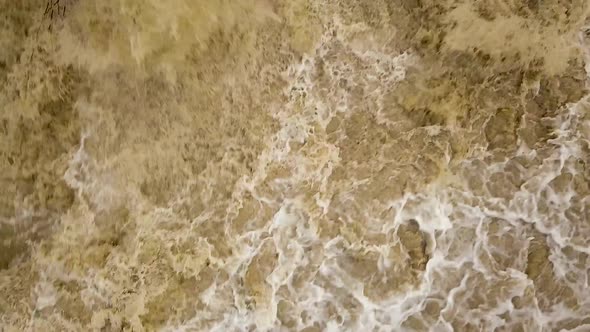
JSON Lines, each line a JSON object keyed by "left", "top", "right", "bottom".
{"left": 1, "top": 0, "right": 590, "bottom": 331}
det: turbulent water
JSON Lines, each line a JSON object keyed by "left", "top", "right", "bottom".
{"left": 1, "top": 0, "right": 590, "bottom": 331}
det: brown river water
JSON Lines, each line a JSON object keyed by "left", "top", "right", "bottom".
{"left": 1, "top": 0, "right": 590, "bottom": 331}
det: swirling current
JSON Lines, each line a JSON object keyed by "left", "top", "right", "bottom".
{"left": 1, "top": 1, "right": 590, "bottom": 331}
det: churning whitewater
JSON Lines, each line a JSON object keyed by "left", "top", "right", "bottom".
{"left": 1, "top": 0, "right": 590, "bottom": 331}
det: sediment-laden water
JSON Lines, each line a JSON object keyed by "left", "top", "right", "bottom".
{"left": 1, "top": 1, "right": 590, "bottom": 331}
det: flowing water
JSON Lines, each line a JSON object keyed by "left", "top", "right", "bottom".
{"left": 1, "top": 0, "right": 590, "bottom": 331}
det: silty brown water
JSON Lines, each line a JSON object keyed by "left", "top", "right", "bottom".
{"left": 1, "top": 0, "right": 590, "bottom": 331}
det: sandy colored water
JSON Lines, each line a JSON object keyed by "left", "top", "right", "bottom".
{"left": 1, "top": 0, "right": 590, "bottom": 331}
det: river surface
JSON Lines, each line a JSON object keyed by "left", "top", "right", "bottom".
{"left": 1, "top": 1, "right": 590, "bottom": 331}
